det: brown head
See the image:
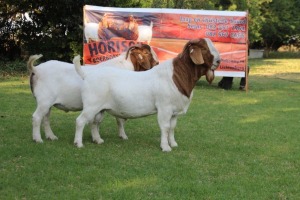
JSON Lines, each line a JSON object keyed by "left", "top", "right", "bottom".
{"left": 172, "top": 38, "right": 220, "bottom": 97}
{"left": 125, "top": 44, "right": 159, "bottom": 71}
{"left": 181, "top": 39, "right": 214, "bottom": 68}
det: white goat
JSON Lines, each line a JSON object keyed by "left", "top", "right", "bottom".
{"left": 28, "top": 44, "right": 159, "bottom": 143}
{"left": 137, "top": 21, "right": 153, "bottom": 44}
{"left": 73, "top": 38, "right": 221, "bottom": 152}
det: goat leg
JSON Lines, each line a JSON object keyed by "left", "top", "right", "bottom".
{"left": 43, "top": 108, "right": 58, "bottom": 141}
{"left": 157, "top": 110, "right": 173, "bottom": 152}
{"left": 116, "top": 117, "right": 128, "bottom": 140}
{"left": 168, "top": 116, "right": 178, "bottom": 147}
{"left": 32, "top": 106, "right": 49, "bottom": 143}
{"left": 90, "top": 112, "right": 104, "bottom": 144}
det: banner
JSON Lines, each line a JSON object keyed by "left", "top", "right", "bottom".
{"left": 83, "top": 5, "right": 248, "bottom": 77}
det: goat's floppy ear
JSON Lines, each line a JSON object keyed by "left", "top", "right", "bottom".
{"left": 126, "top": 46, "right": 138, "bottom": 59}
{"left": 189, "top": 45, "right": 204, "bottom": 65}
{"left": 136, "top": 52, "right": 149, "bottom": 68}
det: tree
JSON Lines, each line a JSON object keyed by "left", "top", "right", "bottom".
{"left": 1, "top": 0, "right": 299, "bottom": 61}
{"left": 0, "top": 1, "right": 23, "bottom": 60}
{"left": 1, "top": 0, "right": 132, "bottom": 61}
{"left": 259, "top": 0, "right": 300, "bottom": 55}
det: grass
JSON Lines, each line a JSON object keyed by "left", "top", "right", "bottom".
{"left": 1, "top": 58, "right": 300, "bottom": 199}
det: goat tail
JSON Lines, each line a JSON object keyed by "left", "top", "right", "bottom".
{"left": 27, "top": 54, "right": 43, "bottom": 73}
{"left": 73, "top": 55, "right": 85, "bottom": 80}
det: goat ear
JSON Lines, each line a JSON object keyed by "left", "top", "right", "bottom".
{"left": 189, "top": 46, "right": 204, "bottom": 65}
{"left": 129, "top": 53, "right": 139, "bottom": 70}
{"left": 126, "top": 46, "right": 138, "bottom": 59}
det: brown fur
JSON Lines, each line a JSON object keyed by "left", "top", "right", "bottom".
{"left": 172, "top": 39, "right": 213, "bottom": 97}
{"left": 126, "top": 44, "right": 159, "bottom": 71}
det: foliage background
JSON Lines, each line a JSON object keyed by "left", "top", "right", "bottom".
{"left": 1, "top": 0, "right": 300, "bottom": 62}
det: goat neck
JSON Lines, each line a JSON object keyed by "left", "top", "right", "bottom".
{"left": 172, "top": 40, "right": 212, "bottom": 98}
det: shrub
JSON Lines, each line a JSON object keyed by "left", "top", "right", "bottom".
{"left": 0, "top": 59, "right": 28, "bottom": 76}
{"left": 267, "top": 51, "right": 300, "bottom": 58}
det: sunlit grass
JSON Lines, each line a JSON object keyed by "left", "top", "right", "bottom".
{"left": 249, "top": 59, "right": 300, "bottom": 82}
{"left": 0, "top": 58, "right": 300, "bottom": 199}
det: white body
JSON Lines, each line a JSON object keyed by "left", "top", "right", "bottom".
{"left": 82, "top": 60, "right": 191, "bottom": 119}
{"left": 29, "top": 48, "right": 158, "bottom": 143}
{"left": 75, "top": 60, "right": 189, "bottom": 151}
{"left": 73, "top": 38, "right": 221, "bottom": 151}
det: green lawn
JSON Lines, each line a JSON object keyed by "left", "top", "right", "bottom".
{"left": 0, "top": 58, "right": 299, "bottom": 199}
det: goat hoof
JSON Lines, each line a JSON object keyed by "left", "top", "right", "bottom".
{"left": 93, "top": 138, "right": 104, "bottom": 144}
{"left": 119, "top": 135, "right": 128, "bottom": 140}
{"left": 46, "top": 135, "right": 58, "bottom": 141}
{"left": 74, "top": 142, "right": 84, "bottom": 148}
{"left": 33, "top": 137, "right": 43, "bottom": 143}
{"left": 170, "top": 142, "right": 178, "bottom": 147}
{"left": 161, "top": 145, "right": 172, "bottom": 152}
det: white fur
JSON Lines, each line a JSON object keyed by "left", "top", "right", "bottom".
{"left": 84, "top": 22, "right": 99, "bottom": 42}
{"left": 73, "top": 38, "right": 220, "bottom": 152}
{"left": 137, "top": 21, "right": 153, "bottom": 44}
{"left": 29, "top": 48, "right": 158, "bottom": 143}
